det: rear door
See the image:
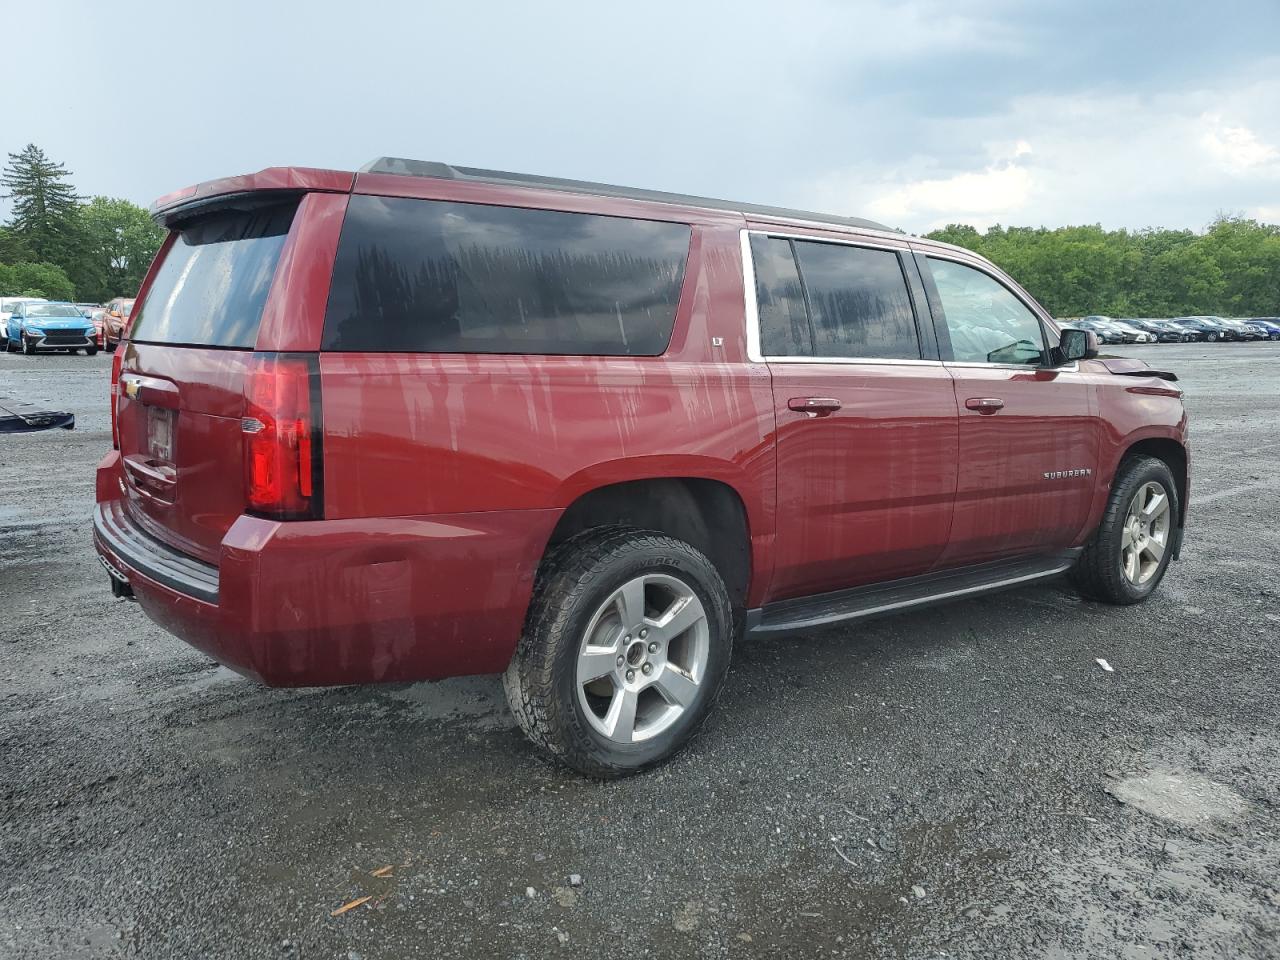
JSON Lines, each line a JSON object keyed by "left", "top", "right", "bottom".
{"left": 749, "top": 231, "right": 959, "bottom": 601}
{"left": 115, "top": 199, "right": 300, "bottom": 563}
{"left": 915, "top": 251, "right": 1097, "bottom": 565}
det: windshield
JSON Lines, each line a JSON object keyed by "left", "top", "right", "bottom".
{"left": 28, "top": 304, "right": 85, "bottom": 318}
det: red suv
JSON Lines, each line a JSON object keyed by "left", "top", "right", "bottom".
{"left": 94, "top": 159, "right": 1189, "bottom": 777}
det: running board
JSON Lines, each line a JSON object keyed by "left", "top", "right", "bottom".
{"left": 746, "top": 551, "right": 1082, "bottom": 639}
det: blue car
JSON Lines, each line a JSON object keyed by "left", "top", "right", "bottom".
{"left": 1244, "top": 318, "right": 1280, "bottom": 340}
{"left": 5, "top": 301, "right": 100, "bottom": 355}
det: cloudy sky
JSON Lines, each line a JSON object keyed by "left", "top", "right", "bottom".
{"left": 4, "top": 0, "right": 1279, "bottom": 233}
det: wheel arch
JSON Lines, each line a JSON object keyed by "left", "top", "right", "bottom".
{"left": 1119, "top": 436, "right": 1189, "bottom": 525}
{"left": 545, "top": 475, "right": 754, "bottom": 615}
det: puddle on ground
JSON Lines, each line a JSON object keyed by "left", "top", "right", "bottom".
{"left": 386, "top": 675, "right": 512, "bottom": 729}
{"left": 1106, "top": 767, "right": 1250, "bottom": 828}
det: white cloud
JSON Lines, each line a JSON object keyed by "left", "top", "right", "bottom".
{"left": 804, "top": 72, "right": 1280, "bottom": 233}
{"left": 1200, "top": 113, "right": 1280, "bottom": 173}
{"left": 866, "top": 159, "right": 1034, "bottom": 225}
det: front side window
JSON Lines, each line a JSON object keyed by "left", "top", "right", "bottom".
{"left": 928, "top": 258, "right": 1045, "bottom": 365}
{"left": 792, "top": 241, "right": 920, "bottom": 360}
{"left": 322, "top": 196, "right": 691, "bottom": 355}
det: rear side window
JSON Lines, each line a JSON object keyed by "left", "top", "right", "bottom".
{"left": 750, "top": 235, "right": 811, "bottom": 357}
{"left": 129, "top": 202, "right": 296, "bottom": 348}
{"left": 322, "top": 196, "right": 692, "bottom": 355}
{"left": 792, "top": 241, "right": 920, "bottom": 360}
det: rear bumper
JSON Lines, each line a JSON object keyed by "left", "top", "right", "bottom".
{"left": 92, "top": 451, "right": 559, "bottom": 686}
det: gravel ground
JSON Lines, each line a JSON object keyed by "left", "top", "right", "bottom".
{"left": 1, "top": 343, "right": 1278, "bottom": 959}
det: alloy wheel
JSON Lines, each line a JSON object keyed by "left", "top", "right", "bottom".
{"left": 1120, "top": 481, "right": 1172, "bottom": 585}
{"left": 575, "top": 573, "right": 709, "bottom": 744}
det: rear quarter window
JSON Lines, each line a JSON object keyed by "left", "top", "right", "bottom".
{"left": 129, "top": 201, "right": 297, "bottom": 349}
{"left": 322, "top": 196, "right": 692, "bottom": 356}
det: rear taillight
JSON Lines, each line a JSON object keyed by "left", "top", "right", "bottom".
{"left": 110, "top": 349, "right": 124, "bottom": 449}
{"left": 242, "top": 353, "right": 323, "bottom": 520}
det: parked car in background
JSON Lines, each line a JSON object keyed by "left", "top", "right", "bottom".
{"left": 0, "top": 296, "right": 47, "bottom": 329}
{"left": 1071, "top": 317, "right": 1130, "bottom": 344}
{"left": 1108, "top": 320, "right": 1155, "bottom": 344}
{"left": 1123, "top": 318, "right": 1189, "bottom": 343}
{"left": 103, "top": 298, "right": 135, "bottom": 351}
{"left": 1218, "top": 318, "right": 1268, "bottom": 340}
{"left": 1171, "top": 316, "right": 1232, "bottom": 341}
{"left": 88, "top": 307, "right": 108, "bottom": 350}
{"left": 5, "top": 300, "right": 100, "bottom": 354}
{"left": 1243, "top": 318, "right": 1280, "bottom": 340}
{"left": 93, "top": 157, "right": 1190, "bottom": 776}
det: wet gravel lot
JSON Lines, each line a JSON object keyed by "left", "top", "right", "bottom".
{"left": 1, "top": 343, "right": 1278, "bottom": 959}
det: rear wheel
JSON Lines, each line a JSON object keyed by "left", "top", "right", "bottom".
{"left": 504, "top": 527, "right": 733, "bottom": 778}
{"left": 1071, "top": 456, "right": 1178, "bottom": 604}
{"left": 1207, "top": 332, "right": 1219, "bottom": 342}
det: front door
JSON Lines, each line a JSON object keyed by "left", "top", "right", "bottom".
{"left": 916, "top": 252, "right": 1097, "bottom": 566}
{"left": 748, "top": 232, "right": 959, "bottom": 602}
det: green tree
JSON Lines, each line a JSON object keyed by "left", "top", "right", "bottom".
{"left": 923, "top": 216, "right": 1280, "bottom": 318}
{"left": 1, "top": 144, "right": 83, "bottom": 266}
{"left": 72, "top": 196, "right": 165, "bottom": 302}
{"left": 0, "top": 261, "right": 76, "bottom": 300}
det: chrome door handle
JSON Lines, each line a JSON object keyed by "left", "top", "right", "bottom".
{"left": 788, "top": 397, "right": 842, "bottom": 417}
{"left": 965, "top": 397, "right": 1005, "bottom": 415}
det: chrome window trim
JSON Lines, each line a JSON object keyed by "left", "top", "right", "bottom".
{"left": 944, "top": 360, "right": 1080, "bottom": 373}
{"left": 749, "top": 228, "right": 909, "bottom": 254}
{"left": 740, "top": 228, "right": 943, "bottom": 367}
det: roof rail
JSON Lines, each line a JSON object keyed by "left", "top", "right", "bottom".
{"left": 360, "top": 157, "right": 892, "bottom": 233}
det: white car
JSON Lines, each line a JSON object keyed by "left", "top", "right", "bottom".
{"left": 0, "top": 297, "right": 48, "bottom": 339}
{"left": 1109, "top": 321, "right": 1154, "bottom": 343}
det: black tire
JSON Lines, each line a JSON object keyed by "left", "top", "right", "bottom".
{"left": 1207, "top": 332, "right": 1219, "bottom": 342}
{"left": 85, "top": 346, "right": 98, "bottom": 356}
{"left": 1070, "top": 456, "right": 1179, "bottom": 605}
{"left": 503, "top": 526, "right": 733, "bottom": 778}
{"left": 22, "top": 338, "right": 34, "bottom": 355}
{"left": 106, "top": 341, "right": 117, "bottom": 353}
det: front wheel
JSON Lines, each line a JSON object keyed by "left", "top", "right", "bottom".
{"left": 504, "top": 527, "right": 733, "bottom": 778}
{"left": 85, "top": 345, "right": 98, "bottom": 356}
{"left": 1071, "top": 456, "right": 1179, "bottom": 604}
{"left": 21, "top": 338, "right": 35, "bottom": 355}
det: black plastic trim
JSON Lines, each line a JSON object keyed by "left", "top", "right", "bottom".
{"left": 746, "top": 551, "right": 1082, "bottom": 638}
{"left": 93, "top": 501, "right": 219, "bottom": 604}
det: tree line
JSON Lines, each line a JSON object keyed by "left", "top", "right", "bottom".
{"left": 0, "top": 144, "right": 164, "bottom": 304}
{"left": 924, "top": 219, "right": 1280, "bottom": 319}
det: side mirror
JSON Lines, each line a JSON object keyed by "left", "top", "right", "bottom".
{"left": 1059, "top": 327, "right": 1099, "bottom": 362}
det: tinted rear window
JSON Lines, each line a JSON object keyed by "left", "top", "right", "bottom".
{"left": 129, "top": 202, "right": 296, "bottom": 348}
{"left": 322, "top": 196, "right": 691, "bottom": 355}
{"left": 750, "top": 235, "right": 812, "bottom": 357}
{"left": 792, "top": 241, "right": 920, "bottom": 360}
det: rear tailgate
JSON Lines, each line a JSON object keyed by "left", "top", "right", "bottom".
{"left": 116, "top": 199, "right": 299, "bottom": 564}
